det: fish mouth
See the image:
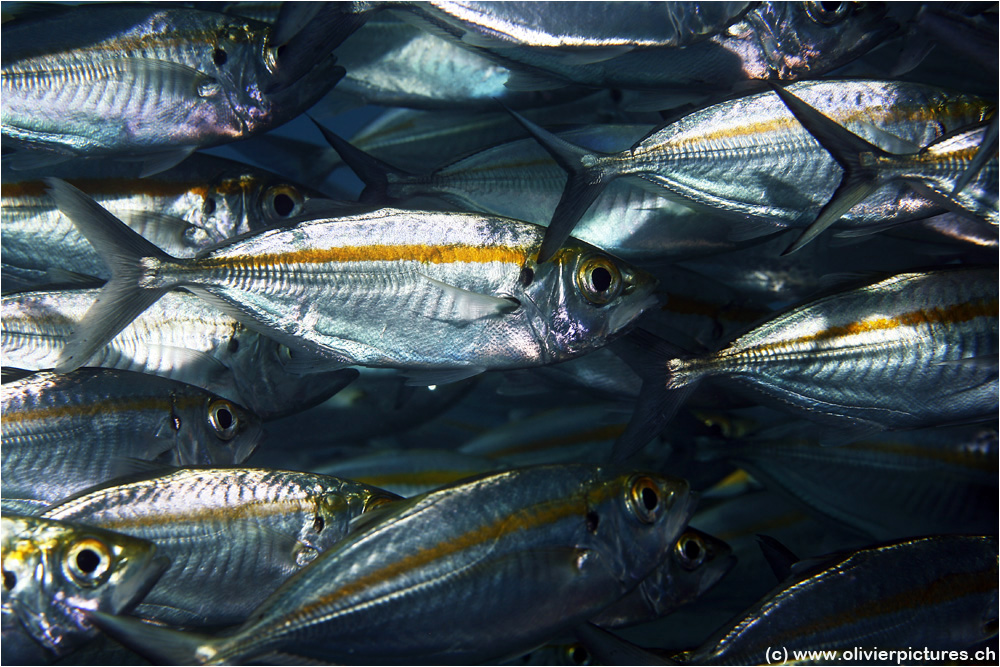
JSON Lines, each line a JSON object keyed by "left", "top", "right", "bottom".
{"left": 607, "top": 287, "right": 660, "bottom": 336}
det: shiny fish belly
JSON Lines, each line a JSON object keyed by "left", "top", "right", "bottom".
{"left": 41, "top": 468, "right": 400, "bottom": 627}
{"left": 671, "top": 267, "right": 999, "bottom": 431}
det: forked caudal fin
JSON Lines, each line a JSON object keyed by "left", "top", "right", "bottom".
{"left": 44, "top": 178, "right": 176, "bottom": 373}
{"left": 501, "top": 104, "right": 616, "bottom": 264}
{"left": 769, "top": 84, "right": 892, "bottom": 256}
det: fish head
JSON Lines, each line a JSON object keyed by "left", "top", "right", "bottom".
{"left": 748, "top": 2, "right": 902, "bottom": 80}
{"left": 520, "top": 242, "right": 658, "bottom": 360}
{"left": 583, "top": 471, "right": 695, "bottom": 593}
{"left": 1, "top": 515, "right": 167, "bottom": 656}
{"left": 183, "top": 395, "right": 263, "bottom": 465}
{"left": 639, "top": 528, "right": 736, "bottom": 615}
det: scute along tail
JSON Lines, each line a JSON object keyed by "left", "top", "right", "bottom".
{"left": 45, "top": 179, "right": 174, "bottom": 372}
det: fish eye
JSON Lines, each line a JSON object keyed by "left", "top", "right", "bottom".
{"left": 627, "top": 476, "right": 662, "bottom": 524}
{"left": 675, "top": 532, "right": 708, "bottom": 570}
{"left": 575, "top": 255, "right": 623, "bottom": 305}
{"left": 567, "top": 645, "right": 591, "bottom": 665}
{"left": 64, "top": 538, "right": 112, "bottom": 587}
{"left": 802, "top": 0, "right": 852, "bottom": 24}
{"left": 263, "top": 185, "right": 304, "bottom": 219}
{"left": 213, "top": 47, "right": 228, "bottom": 67}
{"left": 519, "top": 266, "right": 534, "bottom": 287}
{"left": 208, "top": 399, "right": 240, "bottom": 441}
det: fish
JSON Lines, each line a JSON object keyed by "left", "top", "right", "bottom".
{"left": 592, "top": 528, "right": 736, "bottom": 629}
{"left": 313, "top": 448, "right": 500, "bottom": 497}
{"left": 507, "top": 79, "right": 991, "bottom": 262}
{"left": 1, "top": 155, "right": 332, "bottom": 290}
{"left": 1, "top": 368, "right": 262, "bottom": 514}
{"left": 41, "top": 467, "right": 401, "bottom": 627}
{"left": 1, "top": 513, "right": 168, "bottom": 660}
{"left": 614, "top": 267, "right": 999, "bottom": 461}
{"left": 86, "top": 464, "right": 694, "bottom": 664}
{"left": 328, "top": 2, "right": 896, "bottom": 91}
{"left": 695, "top": 421, "right": 999, "bottom": 540}
{"left": 1, "top": 287, "right": 360, "bottom": 420}
{"left": 2, "top": 4, "right": 344, "bottom": 175}
{"left": 46, "top": 178, "right": 658, "bottom": 383}
{"left": 674, "top": 535, "right": 1000, "bottom": 664}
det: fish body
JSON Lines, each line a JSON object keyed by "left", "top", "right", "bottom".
{"left": 513, "top": 79, "right": 991, "bottom": 262}
{"left": 697, "top": 422, "right": 999, "bottom": 540}
{"left": 1, "top": 513, "right": 167, "bottom": 658}
{"left": 328, "top": 122, "right": 703, "bottom": 260}
{"left": 41, "top": 468, "right": 400, "bottom": 626}
{"left": 1, "top": 4, "right": 342, "bottom": 172}
{"left": 666, "top": 267, "right": 998, "bottom": 434}
{"left": 1, "top": 155, "right": 329, "bottom": 289}
{"left": 1, "top": 368, "right": 261, "bottom": 513}
{"left": 391, "top": 1, "right": 890, "bottom": 90}
{"left": 679, "top": 535, "right": 1000, "bottom": 664}
{"left": 89, "top": 464, "right": 694, "bottom": 664}
{"left": 1, "top": 288, "right": 358, "bottom": 420}
{"left": 49, "top": 180, "right": 658, "bottom": 379}
{"left": 314, "top": 448, "right": 500, "bottom": 497}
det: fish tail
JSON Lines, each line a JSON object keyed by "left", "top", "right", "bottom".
{"left": 310, "top": 116, "right": 411, "bottom": 204}
{"left": 45, "top": 178, "right": 174, "bottom": 373}
{"left": 86, "top": 610, "right": 224, "bottom": 665}
{"left": 769, "top": 84, "right": 890, "bottom": 255}
{"left": 610, "top": 329, "right": 703, "bottom": 463}
{"left": 503, "top": 106, "right": 615, "bottom": 263}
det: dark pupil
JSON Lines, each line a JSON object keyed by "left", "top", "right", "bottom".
{"left": 76, "top": 549, "right": 101, "bottom": 574}
{"left": 213, "top": 48, "right": 228, "bottom": 66}
{"left": 585, "top": 511, "right": 599, "bottom": 533}
{"left": 313, "top": 515, "right": 325, "bottom": 533}
{"left": 272, "top": 193, "right": 296, "bottom": 217}
{"left": 570, "top": 646, "right": 589, "bottom": 665}
{"left": 204, "top": 197, "right": 216, "bottom": 215}
{"left": 683, "top": 538, "right": 702, "bottom": 560}
{"left": 820, "top": 1, "right": 842, "bottom": 11}
{"left": 215, "top": 407, "right": 234, "bottom": 430}
{"left": 590, "top": 267, "right": 612, "bottom": 292}
{"left": 641, "top": 486, "right": 658, "bottom": 511}
{"left": 2, "top": 569, "right": 15, "bottom": 590}
{"left": 228, "top": 337, "right": 240, "bottom": 353}
{"left": 519, "top": 266, "right": 534, "bottom": 287}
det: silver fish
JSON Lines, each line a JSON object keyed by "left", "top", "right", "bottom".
{"left": 1, "top": 513, "right": 167, "bottom": 659}
{"left": 696, "top": 421, "right": 999, "bottom": 540}
{"left": 1, "top": 287, "right": 358, "bottom": 420}
{"left": 2, "top": 4, "right": 343, "bottom": 175}
{"left": 48, "top": 179, "right": 658, "bottom": 383}
{"left": 41, "top": 468, "right": 400, "bottom": 627}
{"left": 615, "top": 267, "right": 999, "bottom": 461}
{"left": 1, "top": 155, "right": 331, "bottom": 290}
{"left": 676, "top": 535, "right": 999, "bottom": 664}
{"left": 86, "top": 464, "right": 694, "bottom": 664}
{"left": 1, "top": 368, "right": 262, "bottom": 513}
{"left": 510, "top": 79, "right": 991, "bottom": 262}
{"left": 344, "top": 1, "right": 887, "bottom": 90}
